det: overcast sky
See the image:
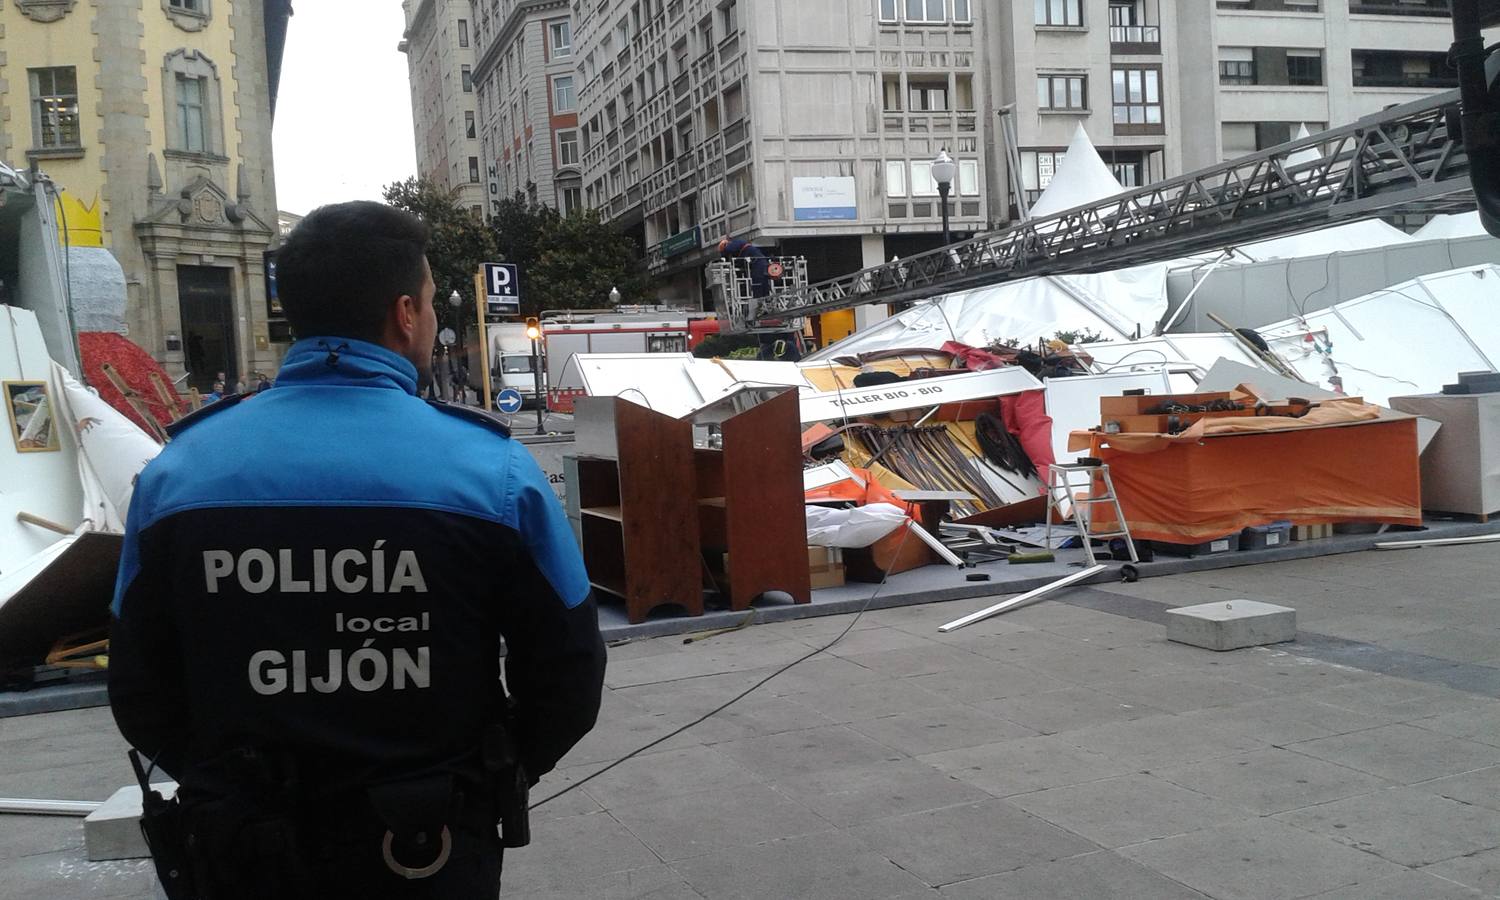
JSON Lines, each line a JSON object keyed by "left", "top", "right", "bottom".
{"left": 272, "top": 2, "right": 416, "bottom": 216}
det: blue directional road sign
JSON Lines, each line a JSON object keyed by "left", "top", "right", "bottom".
{"left": 496, "top": 388, "right": 524, "bottom": 414}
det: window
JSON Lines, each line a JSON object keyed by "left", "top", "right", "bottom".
{"left": 169, "top": 0, "right": 201, "bottom": 9}
{"left": 1035, "top": 0, "right": 1082, "bottom": 26}
{"left": 1037, "top": 74, "right": 1087, "bottom": 110}
{"left": 465, "top": 111, "right": 476, "bottom": 140}
{"left": 1219, "top": 48, "right": 1255, "bottom": 85}
{"left": 1020, "top": 150, "right": 1066, "bottom": 192}
{"left": 720, "top": 0, "right": 737, "bottom": 35}
{"left": 886, "top": 160, "right": 907, "bottom": 197}
{"left": 550, "top": 20, "right": 572, "bottom": 58}
{"left": 1287, "top": 50, "right": 1323, "bottom": 86}
{"left": 882, "top": 76, "right": 903, "bottom": 111}
{"left": 458, "top": 18, "right": 469, "bottom": 48}
{"left": 953, "top": 0, "right": 971, "bottom": 22}
{"left": 176, "top": 75, "right": 208, "bottom": 152}
{"left": 469, "top": 157, "right": 480, "bottom": 183}
{"left": 557, "top": 129, "right": 579, "bottom": 166}
{"left": 471, "top": 205, "right": 484, "bottom": 221}
{"left": 910, "top": 160, "right": 938, "bottom": 196}
{"left": 552, "top": 75, "right": 576, "bottom": 112}
{"left": 908, "top": 80, "right": 949, "bottom": 111}
{"left": 904, "top": 0, "right": 946, "bottom": 22}
{"left": 959, "top": 159, "right": 979, "bottom": 195}
{"left": 461, "top": 65, "right": 473, "bottom": 93}
{"left": 1112, "top": 67, "right": 1162, "bottom": 132}
{"left": 879, "top": 0, "right": 898, "bottom": 22}
{"left": 561, "top": 186, "right": 582, "bottom": 214}
{"left": 27, "top": 67, "right": 80, "bottom": 150}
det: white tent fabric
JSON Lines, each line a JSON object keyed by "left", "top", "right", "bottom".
{"left": 1286, "top": 123, "right": 1321, "bottom": 169}
{"left": 51, "top": 361, "right": 161, "bottom": 532}
{"left": 1258, "top": 265, "right": 1500, "bottom": 405}
{"left": 1228, "top": 219, "right": 1414, "bottom": 263}
{"left": 1413, "top": 211, "right": 1488, "bottom": 242}
{"left": 1028, "top": 124, "right": 1126, "bottom": 219}
{"left": 802, "top": 263, "right": 1172, "bottom": 362}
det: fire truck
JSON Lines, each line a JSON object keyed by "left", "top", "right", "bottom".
{"left": 543, "top": 307, "right": 721, "bottom": 412}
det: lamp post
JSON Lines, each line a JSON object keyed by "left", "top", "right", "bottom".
{"left": 447, "top": 289, "right": 464, "bottom": 404}
{"left": 608, "top": 285, "right": 621, "bottom": 306}
{"left": 525, "top": 316, "right": 545, "bottom": 435}
{"left": 932, "top": 149, "right": 957, "bottom": 249}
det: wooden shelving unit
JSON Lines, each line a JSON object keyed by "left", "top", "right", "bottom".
{"left": 574, "top": 397, "right": 703, "bottom": 623}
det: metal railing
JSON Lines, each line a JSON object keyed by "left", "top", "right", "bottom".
{"left": 750, "top": 89, "right": 1472, "bottom": 325}
{"left": 1108, "top": 24, "right": 1160, "bottom": 46}
{"left": 1349, "top": 1, "right": 1449, "bottom": 15}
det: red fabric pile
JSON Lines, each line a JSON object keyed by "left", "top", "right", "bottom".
{"left": 78, "top": 332, "right": 183, "bottom": 436}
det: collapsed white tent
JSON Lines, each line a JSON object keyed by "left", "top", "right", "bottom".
{"left": 1258, "top": 264, "right": 1500, "bottom": 405}
{"left": 1412, "top": 211, "right": 1489, "bottom": 242}
{"left": 1028, "top": 124, "right": 1125, "bottom": 219}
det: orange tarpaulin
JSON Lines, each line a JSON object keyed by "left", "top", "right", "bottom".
{"left": 1083, "top": 417, "right": 1421, "bottom": 543}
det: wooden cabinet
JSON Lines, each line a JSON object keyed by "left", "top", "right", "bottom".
{"left": 574, "top": 388, "right": 810, "bottom": 624}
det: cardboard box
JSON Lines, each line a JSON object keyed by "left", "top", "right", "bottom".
{"left": 808, "top": 546, "right": 846, "bottom": 589}
{"left": 1292, "top": 524, "right": 1333, "bottom": 541}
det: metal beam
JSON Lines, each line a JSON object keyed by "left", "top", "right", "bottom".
{"left": 754, "top": 90, "right": 1473, "bottom": 325}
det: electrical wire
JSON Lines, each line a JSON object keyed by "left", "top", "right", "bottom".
{"left": 528, "top": 523, "right": 916, "bottom": 812}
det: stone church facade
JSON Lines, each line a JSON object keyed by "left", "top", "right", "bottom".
{"left": 0, "top": 0, "right": 292, "bottom": 390}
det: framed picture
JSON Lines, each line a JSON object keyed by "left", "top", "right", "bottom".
{"left": 4, "top": 381, "right": 61, "bottom": 453}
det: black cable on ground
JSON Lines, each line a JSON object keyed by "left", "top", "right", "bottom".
{"left": 528, "top": 525, "right": 916, "bottom": 811}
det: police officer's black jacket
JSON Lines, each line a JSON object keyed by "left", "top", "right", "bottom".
{"left": 109, "top": 338, "right": 607, "bottom": 796}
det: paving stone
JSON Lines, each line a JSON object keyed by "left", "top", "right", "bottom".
{"left": 1274, "top": 786, "right": 1500, "bottom": 866}
{"left": 761, "top": 654, "right": 893, "bottom": 696}
{"left": 1411, "top": 702, "right": 1500, "bottom": 747}
{"left": 849, "top": 703, "right": 1036, "bottom": 756}
{"left": 907, "top": 658, "right": 1066, "bottom": 704}
{"left": 787, "top": 676, "right": 956, "bottom": 725}
{"left": 577, "top": 744, "right": 760, "bottom": 810}
{"left": 1386, "top": 627, "right": 1500, "bottom": 666}
{"left": 1009, "top": 773, "right": 1248, "bottom": 848}
{"left": 1001, "top": 644, "right": 1185, "bottom": 685}
{"left": 849, "top": 799, "right": 1099, "bottom": 887}
{"left": 1302, "top": 870, "right": 1483, "bottom": 899}
{"left": 1414, "top": 764, "right": 1500, "bottom": 812}
{"left": 921, "top": 734, "right": 1130, "bottom": 797}
{"left": 1118, "top": 818, "right": 1407, "bottom": 900}
{"left": 1199, "top": 650, "right": 1374, "bottom": 695}
{"left": 822, "top": 625, "right": 943, "bottom": 657}
{"left": 674, "top": 829, "right": 933, "bottom": 900}
{"left": 1424, "top": 848, "right": 1500, "bottom": 896}
{"left": 1061, "top": 713, "right": 1268, "bottom": 770}
{"left": 712, "top": 725, "right": 902, "bottom": 780}
{"left": 767, "top": 758, "right": 990, "bottom": 827}
{"left": 937, "top": 849, "right": 1211, "bottom": 899}
{"left": 608, "top": 782, "right": 833, "bottom": 861}
{"left": 838, "top": 643, "right": 988, "bottom": 678}
{"left": 680, "top": 695, "right": 838, "bottom": 744}
{"left": 1288, "top": 723, "right": 1500, "bottom": 784}
{"left": 1172, "top": 696, "right": 1387, "bottom": 747}
{"left": 976, "top": 686, "right": 1170, "bottom": 736}
{"left": 529, "top": 764, "right": 608, "bottom": 820}
{"left": 500, "top": 810, "right": 660, "bottom": 894}
{"left": 0, "top": 814, "right": 84, "bottom": 860}
{"left": 0, "top": 850, "right": 156, "bottom": 900}
{"left": 555, "top": 708, "right": 707, "bottom": 768}
{"left": 1094, "top": 671, "right": 1276, "bottom": 713}
{"left": 1155, "top": 747, "right": 1391, "bottom": 815}
{"left": 517, "top": 862, "right": 704, "bottom": 900}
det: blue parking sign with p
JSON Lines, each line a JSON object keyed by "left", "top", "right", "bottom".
{"left": 483, "top": 263, "right": 521, "bottom": 318}
{"left": 496, "top": 388, "right": 524, "bottom": 414}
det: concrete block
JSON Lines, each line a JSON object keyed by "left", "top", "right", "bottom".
{"left": 84, "top": 781, "right": 177, "bottom": 861}
{"left": 1165, "top": 600, "right": 1296, "bottom": 651}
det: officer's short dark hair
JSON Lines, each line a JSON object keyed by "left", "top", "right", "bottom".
{"left": 275, "top": 201, "right": 431, "bottom": 343}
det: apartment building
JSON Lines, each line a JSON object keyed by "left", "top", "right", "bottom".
{"left": 431, "top": 0, "right": 1468, "bottom": 312}
{"left": 570, "top": 0, "right": 991, "bottom": 310}
{"left": 470, "top": 0, "right": 582, "bottom": 216}
{"left": 2, "top": 0, "right": 291, "bottom": 389}
{"left": 401, "top": 0, "right": 486, "bottom": 216}
{"left": 1179, "top": 0, "right": 1459, "bottom": 171}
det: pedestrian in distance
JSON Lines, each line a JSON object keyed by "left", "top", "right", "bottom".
{"left": 109, "top": 200, "right": 607, "bottom": 899}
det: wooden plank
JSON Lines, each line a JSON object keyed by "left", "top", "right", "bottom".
{"left": 99, "top": 363, "right": 169, "bottom": 443}
{"left": 147, "top": 372, "right": 183, "bottom": 423}
{"left": 718, "top": 389, "right": 811, "bottom": 608}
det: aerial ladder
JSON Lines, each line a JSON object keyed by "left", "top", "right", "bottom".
{"left": 720, "top": 87, "right": 1472, "bottom": 331}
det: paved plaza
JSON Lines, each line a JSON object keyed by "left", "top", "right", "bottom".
{"left": 3, "top": 545, "right": 1500, "bottom": 898}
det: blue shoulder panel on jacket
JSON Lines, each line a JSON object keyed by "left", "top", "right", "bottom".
{"left": 503, "top": 441, "right": 590, "bottom": 608}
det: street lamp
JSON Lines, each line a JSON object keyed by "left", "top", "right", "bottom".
{"left": 932, "top": 149, "right": 957, "bottom": 249}
{"left": 608, "top": 285, "right": 621, "bottom": 306}
{"left": 447, "top": 290, "right": 464, "bottom": 404}
{"left": 525, "top": 316, "right": 545, "bottom": 435}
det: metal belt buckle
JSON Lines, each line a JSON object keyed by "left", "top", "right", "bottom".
{"left": 380, "top": 826, "right": 452, "bottom": 880}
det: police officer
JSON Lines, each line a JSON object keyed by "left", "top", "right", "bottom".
{"left": 109, "top": 201, "right": 607, "bottom": 898}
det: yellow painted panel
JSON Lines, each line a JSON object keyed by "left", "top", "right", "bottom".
{"left": 54, "top": 190, "right": 105, "bottom": 247}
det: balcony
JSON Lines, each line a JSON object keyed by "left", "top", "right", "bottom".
{"left": 1109, "top": 24, "right": 1161, "bottom": 55}
{"left": 1215, "top": 1, "right": 1321, "bottom": 10}
{"left": 881, "top": 111, "right": 979, "bottom": 135}
{"left": 1349, "top": 1, "right": 1448, "bottom": 15}
{"left": 1352, "top": 72, "right": 1458, "bottom": 89}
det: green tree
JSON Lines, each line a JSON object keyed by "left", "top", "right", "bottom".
{"left": 382, "top": 177, "right": 495, "bottom": 317}
{"left": 488, "top": 191, "right": 654, "bottom": 316}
